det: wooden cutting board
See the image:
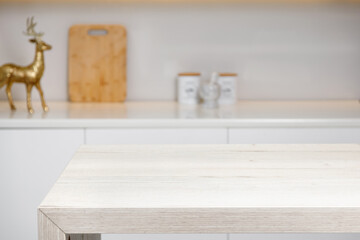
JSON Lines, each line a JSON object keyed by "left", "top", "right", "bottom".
{"left": 68, "top": 25, "right": 127, "bottom": 102}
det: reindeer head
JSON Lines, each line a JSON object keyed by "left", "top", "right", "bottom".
{"left": 24, "top": 17, "right": 52, "bottom": 51}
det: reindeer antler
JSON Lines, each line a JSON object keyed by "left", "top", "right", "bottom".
{"left": 23, "top": 17, "right": 44, "bottom": 42}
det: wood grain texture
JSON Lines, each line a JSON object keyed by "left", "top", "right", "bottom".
{"left": 41, "top": 208, "right": 360, "bottom": 234}
{"left": 39, "top": 210, "right": 102, "bottom": 240}
{"left": 69, "top": 25, "right": 126, "bottom": 102}
{"left": 38, "top": 210, "right": 66, "bottom": 240}
{"left": 1, "top": 0, "right": 360, "bottom": 2}
{"left": 40, "top": 144, "right": 360, "bottom": 234}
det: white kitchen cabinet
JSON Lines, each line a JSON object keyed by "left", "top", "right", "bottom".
{"left": 86, "top": 128, "right": 227, "bottom": 144}
{"left": 0, "top": 100, "right": 359, "bottom": 240}
{"left": 0, "top": 129, "right": 84, "bottom": 240}
{"left": 103, "top": 234, "right": 227, "bottom": 240}
{"left": 229, "top": 128, "right": 360, "bottom": 144}
{"left": 229, "top": 234, "right": 360, "bottom": 240}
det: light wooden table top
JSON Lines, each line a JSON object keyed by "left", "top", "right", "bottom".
{"left": 39, "top": 144, "right": 360, "bottom": 234}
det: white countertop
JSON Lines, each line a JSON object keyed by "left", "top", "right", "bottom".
{"left": 1, "top": 100, "right": 360, "bottom": 128}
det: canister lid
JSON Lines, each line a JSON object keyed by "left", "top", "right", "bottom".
{"left": 219, "top": 73, "right": 238, "bottom": 77}
{"left": 178, "top": 72, "right": 201, "bottom": 76}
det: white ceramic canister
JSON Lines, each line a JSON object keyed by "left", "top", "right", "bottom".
{"left": 177, "top": 72, "right": 201, "bottom": 105}
{"left": 217, "top": 73, "right": 238, "bottom": 105}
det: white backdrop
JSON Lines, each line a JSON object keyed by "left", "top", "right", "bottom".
{"left": 0, "top": 3, "right": 360, "bottom": 101}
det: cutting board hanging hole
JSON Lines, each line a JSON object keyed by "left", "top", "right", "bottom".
{"left": 88, "top": 29, "right": 108, "bottom": 36}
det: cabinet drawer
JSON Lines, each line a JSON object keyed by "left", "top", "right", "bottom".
{"left": 229, "top": 128, "right": 360, "bottom": 144}
{"left": 86, "top": 128, "right": 227, "bottom": 144}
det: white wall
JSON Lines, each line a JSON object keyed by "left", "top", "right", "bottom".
{"left": 1, "top": 3, "right": 360, "bottom": 101}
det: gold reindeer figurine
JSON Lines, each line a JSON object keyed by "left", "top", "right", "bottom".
{"left": 0, "top": 17, "right": 52, "bottom": 114}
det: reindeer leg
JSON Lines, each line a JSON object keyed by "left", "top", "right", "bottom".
{"left": 6, "top": 81, "right": 16, "bottom": 110}
{"left": 26, "top": 83, "right": 34, "bottom": 114}
{"left": 35, "top": 82, "right": 48, "bottom": 112}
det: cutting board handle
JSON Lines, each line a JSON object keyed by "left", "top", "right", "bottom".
{"left": 87, "top": 29, "right": 108, "bottom": 36}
